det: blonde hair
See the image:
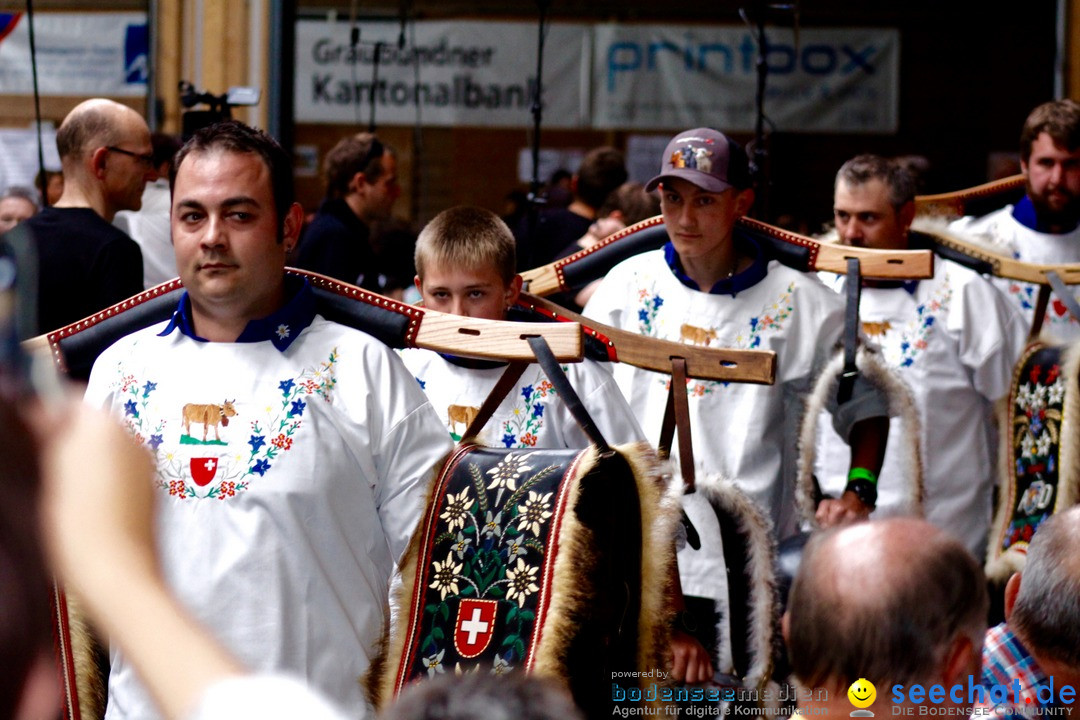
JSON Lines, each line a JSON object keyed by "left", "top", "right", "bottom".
{"left": 415, "top": 206, "right": 516, "bottom": 284}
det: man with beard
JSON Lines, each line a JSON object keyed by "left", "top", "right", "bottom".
{"left": 952, "top": 100, "right": 1080, "bottom": 340}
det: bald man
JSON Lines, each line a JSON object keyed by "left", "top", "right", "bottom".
{"left": 19, "top": 98, "right": 154, "bottom": 335}
{"left": 784, "top": 518, "right": 987, "bottom": 717}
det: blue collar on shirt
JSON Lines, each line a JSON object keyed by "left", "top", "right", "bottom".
{"left": 1013, "top": 194, "right": 1080, "bottom": 233}
{"left": 158, "top": 275, "right": 317, "bottom": 352}
{"left": 663, "top": 231, "right": 769, "bottom": 296}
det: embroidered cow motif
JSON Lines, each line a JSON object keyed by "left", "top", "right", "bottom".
{"left": 181, "top": 400, "right": 237, "bottom": 442}
{"left": 680, "top": 323, "right": 717, "bottom": 346}
{"left": 861, "top": 321, "right": 893, "bottom": 338}
{"left": 447, "top": 404, "right": 480, "bottom": 434}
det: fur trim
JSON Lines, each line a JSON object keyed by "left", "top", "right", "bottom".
{"left": 65, "top": 591, "right": 106, "bottom": 720}
{"left": 619, "top": 445, "right": 682, "bottom": 680}
{"left": 692, "top": 475, "right": 779, "bottom": 691}
{"left": 797, "top": 346, "right": 924, "bottom": 527}
{"left": 985, "top": 342, "right": 1080, "bottom": 581}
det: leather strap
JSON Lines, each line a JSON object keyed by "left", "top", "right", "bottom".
{"left": 1046, "top": 270, "right": 1080, "bottom": 323}
{"left": 1030, "top": 283, "right": 1051, "bottom": 341}
{"left": 837, "top": 257, "right": 861, "bottom": 405}
{"left": 462, "top": 361, "right": 529, "bottom": 440}
{"left": 527, "top": 335, "right": 611, "bottom": 452}
{"left": 657, "top": 357, "right": 701, "bottom": 550}
{"left": 657, "top": 357, "right": 696, "bottom": 491}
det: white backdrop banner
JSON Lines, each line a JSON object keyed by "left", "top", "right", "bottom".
{"left": 0, "top": 12, "right": 148, "bottom": 97}
{"left": 593, "top": 24, "right": 899, "bottom": 133}
{"left": 295, "top": 19, "right": 589, "bottom": 127}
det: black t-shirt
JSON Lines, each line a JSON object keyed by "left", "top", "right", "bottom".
{"left": 16, "top": 207, "right": 143, "bottom": 335}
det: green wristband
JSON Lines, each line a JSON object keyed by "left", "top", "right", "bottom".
{"left": 848, "top": 467, "right": 878, "bottom": 485}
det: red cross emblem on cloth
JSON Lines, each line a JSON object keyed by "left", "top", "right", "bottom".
{"left": 190, "top": 457, "right": 220, "bottom": 487}
{"left": 454, "top": 598, "right": 497, "bottom": 658}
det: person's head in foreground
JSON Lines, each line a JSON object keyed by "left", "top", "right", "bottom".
{"left": 414, "top": 206, "right": 521, "bottom": 321}
{"left": 784, "top": 518, "right": 987, "bottom": 716}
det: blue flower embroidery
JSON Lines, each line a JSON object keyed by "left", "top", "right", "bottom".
{"left": 279, "top": 379, "right": 295, "bottom": 396}
{"left": 148, "top": 434, "right": 163, "bottom": 450}
{"left": 289, "top": 399, "right": 306, "bottom": 418}
{"left": 653, "top": 297, "right": 664, "bottom": 309}
{"left": 416, "top": 377, "right": 426, "bottom": 389}
{"left": 501, "top": 433, "right": 516, "bottom": 448}
{"left": 124, "top": 400, "right": 138, "bottom": 418}
{"left": 142, "top": 381, "right": 157, "bottom": 398}
{"left": 248, "top": 435, "right": 266, "bottom": 453}
{"left": 251, "top": 459, "right": 271, "bottom": 476}
{"left": 521, "top": 386, "right": 533, "bottom": 402}
{"left": 638, "top": 309, "right": 649, "bottom": 322}
{"left": 749, "top": 317, "right": 759, "bottom": 330}
{"left": 532, "top": 403, "right": 544, "bottom": 419}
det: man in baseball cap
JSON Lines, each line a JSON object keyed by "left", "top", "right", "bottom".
{"left": 583, "top": 128, "right": 889, "bottom": 684}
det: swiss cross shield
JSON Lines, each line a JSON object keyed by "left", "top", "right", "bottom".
{"left": 190, "top": 457, "right": 220, "bottom": 487}
{"left": 454, "top": 598, "right": 498, "bottom": 658}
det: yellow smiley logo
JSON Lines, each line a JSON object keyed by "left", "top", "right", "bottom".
{"left": 848, "top": 678, "right": 876, "bottom": 709}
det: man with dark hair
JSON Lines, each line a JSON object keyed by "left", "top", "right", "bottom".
{"left": 516, "top": 146, "right": 628, "bottom": 269}
{"left": 785, "top": 518, "right": 988, "bottom": 717}
{"left": 815, "top": 154, "right": 1025, "bottom": 558}
{"left": 84, "top": 119, "right": 451, "bottom": 719}
{"left": 292, "top": 132, "right": 402, "bottom": 291}
{"left": 16, "top": 98, "right": 154, "bottom": 334}
{"left": 0, "top": 186, "right": 38, "bottom": 233}
{"left": 952, "top": 99, "right": 1080, "bottom": 340}
{"left": 115, "top": 132, "right": 184, "bottom": 288}
{"left": 975, "top": 506, "right": 1080, "bottom": 718}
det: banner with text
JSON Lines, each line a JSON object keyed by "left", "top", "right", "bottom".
{"left": 592, "top": 24, "right": 899, "bottom": 133}
{"left": 294, "top": 19, "right": 589, "bottom": 127}
{"left": 0, "top": 12, "right": 148, "bottom": 96}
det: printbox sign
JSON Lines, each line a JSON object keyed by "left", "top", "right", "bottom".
{"left": 592, "top": 24, "right": 899, "bottom": 133}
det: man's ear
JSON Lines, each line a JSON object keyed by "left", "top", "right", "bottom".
{"left": 735, "top": 187, "right": 756, "bottom": 216}
{"left": 414, "top": 274, "right": 424, "bottom": 294}
{"left": 281, "top": 202, "right": 304, "bottom": 253}
{"left": 90, "top": 146, "right": 110, "bottom": 179}
{"left": 349, "top": 171, "right": 367, "bottom": 195}
{"left": 505, "top": 274, "right": 523, "bottom": 309}
{"left": 898, "top": 200, "right": 916, "bottom": 233}
{"left": 940, "top": 633, "right": 981, "bottom": 689}
{"left": 781, "top": 611, "right": 790, "bottom": 645}
{"left": 1004, "top": 572, "right": 1022, "bottom": 622}
{"left": 1021, "top": 158, "right": 1030, "bottom": 177}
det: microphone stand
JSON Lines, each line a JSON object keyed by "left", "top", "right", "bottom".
{"left": 739, "top": 1, "right": 798, "bottom": 221}
{"left": 522, "top": 0, "right": 551, "bottom": 271}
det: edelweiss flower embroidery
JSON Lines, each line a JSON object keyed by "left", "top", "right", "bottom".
{"left": 506, "top": 558, "right": 539, "bottom": 607}
{"left": 423, "top": 649, "right": 446, "bottom": 677}
{"left": 516, "top": 491, "right": 553, "bottom": 536}
{"left": 275, "top": 324, "right": 290, "bottom": 339}
{"left": 485, "top": 453, "right": 536, "bottom": 492}
{"left": 440, "top": 489, "right": 472, "bottom": 532}
{"left": 429, "top": 552, "right": 463, "bottom": 600}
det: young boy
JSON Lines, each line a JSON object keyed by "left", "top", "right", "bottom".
{"left": 399, "top": 205, "right": 644, "bottom": 449}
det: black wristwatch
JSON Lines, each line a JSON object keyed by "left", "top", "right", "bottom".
{"left": 844, "top": 477, "right": 878, "bottom": 509}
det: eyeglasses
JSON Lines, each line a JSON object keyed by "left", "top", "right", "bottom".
{"left": 105, "top": 146, "right": 155, "bottom": 167}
